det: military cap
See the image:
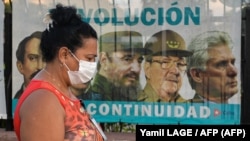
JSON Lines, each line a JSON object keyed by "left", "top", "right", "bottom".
{"left": 99, "top": 31, "right": 152, "bottom": 55}
{"left": 145, "top": 30, "right": 193, "bottom": 57}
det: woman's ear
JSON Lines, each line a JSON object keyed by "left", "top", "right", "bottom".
{"left": 58, "top": 47, "right": 70, "bottom": 62}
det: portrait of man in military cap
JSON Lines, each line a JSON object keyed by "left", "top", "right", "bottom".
{"left": 79, "top": 30, "right": 152, "bottom": 133}
{"left": 82, "top": 30, "right": 151, "bottom": 101}
{"left": 138, "top": 29, "right": 193, "bottom": 102}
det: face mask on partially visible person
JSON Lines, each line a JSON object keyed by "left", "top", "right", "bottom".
{"left": 64, "top": 52, "right": 97, "bottom": 85}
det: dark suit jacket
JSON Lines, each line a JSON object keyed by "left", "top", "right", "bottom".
{"left": 14, "top": 83, "right": 24, "bottom": 99}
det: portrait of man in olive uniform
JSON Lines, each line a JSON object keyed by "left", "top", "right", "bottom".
{"left": 138, "top": 29, "right": 193, "bottom": 102}
{"left": 83, "top": 30, "right": 151, "bottom": 101}
{"left": 80, "top": 30, "right": 151, "bottom": 133}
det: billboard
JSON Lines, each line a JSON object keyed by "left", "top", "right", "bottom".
{"left": 12, "top": 0, "right": 242, "bottom": 125}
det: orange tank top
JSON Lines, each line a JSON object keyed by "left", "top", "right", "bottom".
{"left": 13, "top": 80, "right": 104, "bottom": 141}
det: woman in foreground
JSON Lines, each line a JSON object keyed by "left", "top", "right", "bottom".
{"left": 14, "top": 3, "right": 105, "bottom": 141}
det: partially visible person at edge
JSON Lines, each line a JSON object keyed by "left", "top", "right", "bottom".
{"left": 138, "top": 29, "right": 193, "bottom": 102}
{"left": 13, "top": 4, "right": 106, "bottom": 141}
{"left": 187, "top": 30, "right": 238, "bottom": 103}
{"left": 80, "top": 31, "right": 151, "bottom": 133}
{"left": 14, "top": 31, "right": 45, "bottom": 99}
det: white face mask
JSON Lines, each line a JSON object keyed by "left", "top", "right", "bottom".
{"left": 65, "top": 53, "right": 97, "bottom": 85}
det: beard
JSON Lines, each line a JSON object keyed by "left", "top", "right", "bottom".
{"left": 110, "top": 82, "right": 141, "bottom": 101}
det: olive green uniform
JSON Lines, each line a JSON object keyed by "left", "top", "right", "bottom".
{"left": 83, "top": 73, "right": 137, "bottom": 133}
{"left": 84, "top": 73, "right": 138, "bottom": 101}
{"left": 138, "top": 82, "right": 187, "bottom": 102}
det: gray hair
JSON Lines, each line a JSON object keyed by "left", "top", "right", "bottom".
{"left": 187, "top": 30, "right": 233, "bottom": 71}
{"left": 186, "top": 31, "right": 234, "bottom": 88}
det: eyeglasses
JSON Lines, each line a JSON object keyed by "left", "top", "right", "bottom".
{"left": 151, "top": 59, "right": 187, "bottom": 71}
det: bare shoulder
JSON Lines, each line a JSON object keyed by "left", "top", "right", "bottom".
{"left": 19, "top": 89, "right": 64, "bottom": 117}
{"left": 19, "top": 89, "right": 66, "bottom": 141}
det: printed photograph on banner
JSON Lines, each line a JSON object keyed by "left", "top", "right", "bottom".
{"left": 137, "top": 29, "right": 193, "bottom": 103}
{"left": 14, "top": 31, "right": 45, "bottom": 99}
{"left": 80, "top": 30, "right": 150, "bottom": 101}
{"left": 187, "top": 31, "right": 239, "bottom": 104}
{"left": 12, "top": 0, "right": 242, "bottom": 127}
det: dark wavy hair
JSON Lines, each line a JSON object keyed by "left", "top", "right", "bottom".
{"left": 40, "top": 3, "right": 97, "bottom": 62}
{"left": 16, "top": 31, "right": 42, "bottom": 63}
